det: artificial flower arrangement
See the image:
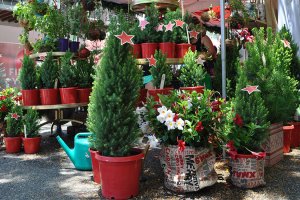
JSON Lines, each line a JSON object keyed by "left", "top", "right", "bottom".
{"left": 146, "top": 89, "right": 225, "bottom": 150}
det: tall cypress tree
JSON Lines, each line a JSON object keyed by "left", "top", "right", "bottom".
{"left": 87, "top": 12, "right": 142, "bottom": 157}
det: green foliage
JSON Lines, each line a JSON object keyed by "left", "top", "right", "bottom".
{"left": 13, "top": 2, "right": 36, "bottom": 30}
{"left": 76, "top": 57, "right": 95, "bottom": 88}
{"left": 31, "top": 1, "right": 48, "bottom": 16}
{"left": 40, "top": 52, "right": 59, "bottom": 89}
{"left": 179, "top": 49, "right": 206, "bottom": 87}
{"left": 59, "top": 52, "right": 77, "bottom": 88}
{"left": 23, "top": 109, "right": 40, "bottom": 138}
{"left": 87, "top": 12, "right": 143, "bottom": 157}
{"left": 33, "top": 37, "right": 56, "bottom": 53}
{"left": 143, "top": 3, "right": 161, "bottom": 43}
{"left": 150, "top": 50, "right": 173, "bottom": 88}
{"left": 18, "top": 55, "right": 37, "bottom": 90}
{"left": 130, "top": 20, "right": 144, "bottom": 44}
{"left": 67, "top": 3, "right": 85, "bottom": 37}
{"left": 5, "top": 106, "right": 23, "bottom": 137}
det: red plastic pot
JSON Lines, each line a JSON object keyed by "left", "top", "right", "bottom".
{"left": 290, "top": 122, "right": 300, "bottom": 148}
{"left": 159, "top": 42, "right": 176, "bottom": 58}
{"left": 141, "top": 43, "right": 158, "bottom": 58}
{"left": 59, "top": 87, "right": 78, "bottom": 104}
{"left": 95, "top": 149, "right": 144, "bottom": 199}
{"left": 132, "top": 44, "right": 142, "bottom": 58}
{"left": 180, "top": 86, "right": 205, "bottom": 94}
{"left": 283, "top": 125, "right": 294, "bottom": 153}
{"left": 137, "top": 88, "right": 148, "bottom": 107}
{"left": 22, "top": 136, "right": 42, "bottom": 154}
{"left": 148, "top": 88, "right": 173, "bottom": 102}
{"left": 89, "top": 148, "right": 101, "bottom": 184}
{"left": 191, "top": 45, "right": 196, "bottom": 52}
{"left": 40, "top": 88, "right": 59, "bottom": 105}
{"left": 22, "top": 89, "right": 40, "bottom": 106}
{"left": 77, "top": 88, "right": 92, "bottom": 103}
{"left": 176, "top": 43, "right": 192, "bottom": 58}
{"left": 4, "top": 137, "right": 22, "bottom": 153}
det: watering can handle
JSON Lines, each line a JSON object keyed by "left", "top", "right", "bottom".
{"left": 75, "top": 132, "right": 92, "bottom": 140}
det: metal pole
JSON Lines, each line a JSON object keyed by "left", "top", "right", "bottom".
{"left": 220, "top": 0, "right": 226, "bottom": 98}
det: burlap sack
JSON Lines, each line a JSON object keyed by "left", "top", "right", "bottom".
{"left": 160, "top": 145, "right": 217, "bottom": 193}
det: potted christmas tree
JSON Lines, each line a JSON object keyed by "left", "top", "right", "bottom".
{"left": 130, "top": 20, "right": 144, "bottom": 58}
{"left": 59, "top": 52, "right": 78, "bottom": 104}
{"left": 18, "top": 55, "right": 40, "bottom": 106}
{"left": 148, "top": 50, "right": 173, "bottom": 101}
{"left": 179, "top": 49, "right": 206, "bottom": 93}
{"left": 86, "top": 13, "right": 144, "bottom": 199}
{"left": 22, "top": 109, "right": 41, "bottom": 154}
{"left": 39, "top": 52, "right": 60, "bottom": 105}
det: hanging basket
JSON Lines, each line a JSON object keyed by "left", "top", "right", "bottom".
{"left": 131, "top": 0, "right": 179, "bottom": 12}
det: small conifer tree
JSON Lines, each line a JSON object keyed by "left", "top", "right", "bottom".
{"left": 18, "top": 55, "right": 37, "bottom": 90}
{"left": 143, "top": 3, "right": 161, "bottom": 43}
{"left": 23, "top": 109, "right": 40, "bottom": 138}
{"left": 40, "top": 52, "right": 59, "bottom": 89}
{"left": 87, "top": 12, "right": 142, "bottom": 157}
{"left": 59, "top": 52, "right": 77, "bottom": 88}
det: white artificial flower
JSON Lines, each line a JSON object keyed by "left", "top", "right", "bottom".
{"left": 157, "top": 114, "right": 166, "bottom": 123}
{"left": 165, "top": 120, "right": 176, "bottom": 130}
{"left": 176, "top": 118, "right": 185, "bottom": 130}
{"left": 157, "top": 106, "right": 168, "bottom": 117}
{"left": 165, "top": 110, "right": 175, "bottom": 122}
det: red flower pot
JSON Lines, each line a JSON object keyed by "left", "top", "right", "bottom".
{"left": 159, "top": 42, "right": 176, "bottom": 58}
{"left": 148, "top": 88, "right": 173, "bottom": 102}
{"left": 22, "top": 136, "right": 42, "bottom": 154}
{"left": 176, "top": 43, "right": 192, "bottom": 58}
{"left": 89, "top": 149, "right": 101, "bottom": 184}
{"left": 4, "top": 137, "right": 22, "bottom": 153}
{"left": 290, "top": 122, "right": 300, "bottom": 148}
{"left": 132, "top": 44, "right": 142, "bottom": 58}
{"left": 283, "top": 125, "right": 294, "bottom": 153}
{"left": 40, "top": 88, "right": 59, "bottom": 105}
{"left": 180, "top": 86, "right": 205, "bottom": 94}
{"left": 77, "top": 88, "right": 92, "bottom": 103}
{"left": 95, "top": 149, "right": 144, "bottom": 199}
{"left": 59, "top": 87, "right": 78, "bottom": 104}
{"left": 191, "top": 45, "right": 196, "bottom": 52}
{"left": 22, "top": 89, "right": 40, "bottom": 106}
{"left": 137, "top": 88, "right": 147, "bottom": 107}
{"left": 141, "top": 43, "right": 158, "bottom": 58}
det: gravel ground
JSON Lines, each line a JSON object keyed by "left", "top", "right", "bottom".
{"left": 1, "top": 125, "right": 300, "bottom": 200}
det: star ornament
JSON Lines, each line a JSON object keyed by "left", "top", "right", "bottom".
{"left": 147, "top": 55, "right": 156, "bottom": 66}
{"left": 11, "top": 113, "right": 20, "bottom": 120}
{"left": 241, "top": 85, "right": 260, "bottom": 94}
{"left": 282, "top": 39, "right": 291, "bottom": 48}
{"left": 189, "top": 30, "right": 199, "bottom": 39}
{"left": 156, "top": 24, "right": 164, "bottom": 32}
{"left": 165, "top": 21, "right": 175, "bottom": 32}
{"left": 174, "top": 19, "right": 185, "bottom": 28}
{"left": 115, "top": 31, "right": 134, "bottom": 45}
{"left": 138, "top": 19, "right": 149, "bottom": 30}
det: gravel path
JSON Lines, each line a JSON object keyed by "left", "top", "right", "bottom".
{"left": 1, "top": 128, "right": 300, "bottom": 200}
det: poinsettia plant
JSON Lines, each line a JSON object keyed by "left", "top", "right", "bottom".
{"left": 0, "top": 88, "right": 22, "bottom": 121}
{"left": 146, "top": 89, "right": 226, "bottom": 150}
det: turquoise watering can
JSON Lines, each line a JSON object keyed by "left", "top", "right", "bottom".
{"left": 56, "top": 132, "right": 92, "bottom": 171}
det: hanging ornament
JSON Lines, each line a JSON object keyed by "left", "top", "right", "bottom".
{"left": 115, "top": 31, "right": 134, "bottom": 45}
{"left": 165, "top": 21, "right": 175, "bottom": 32}
{"left": 147, "top": 55, "right": 157, "bottom": 67}
{"left": 139, "top": 19, "right": 149, "bottom": 30}
{"left": 174, "top": 19, "right": 185, "bottom": 28}
{"left": 156, "top": 24, "right": 164, "bottom": 32}
{"left": 281, "top": 39, "right": 291, "bottom": 48}
{"left": 241, "top": 86, "right": 260, "bottom": 94}
{"left": 189, "top": 30, "right": 199, "bottom": 39}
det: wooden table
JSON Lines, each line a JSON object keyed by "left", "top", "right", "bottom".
{"left": 23, "top": 103, "right": 88, "bottom": 136}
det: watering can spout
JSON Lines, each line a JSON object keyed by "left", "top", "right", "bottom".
{"left": 56, "top": 136, "right": 75, "bottom": 164}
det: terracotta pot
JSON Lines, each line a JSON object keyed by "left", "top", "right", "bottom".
{"left": 290, "top": 122, "right": 300, "bottom": 148}
{"left": 59, "top": 87, "right": 78, "bottom": 104}
{"left": 22, "top": 136, "right": 42, "bottom": 154}
{"left": 148, "top": 88, "right": 173, "bottom": 102}
{"left": 159, "top": 42, "right": 176, "bottom": 58}
{"left": 4, "top": 137, "right": 22, "bottom": 153}
{"left": 89, "top": 149, "right": 101, "bottom": 184}
{"left": 141, "top": 43, "right": 158, "bottom": 58}
{"left": 176, "top": 43, "right": 192, "bottom": 58}
{"left": 180, "top": 86, "right": 205, "bottom": 94}
{"left": 283, "top": 125, "right": 294, "bottom": 153}
{"left": 40, "top": 88, "right": 59, "bottom": 105}
{"left": 22, "top": 89, "right": 40, "bottom": 106}
{"left": 95, "top": 149, "right": 144, "bottom": 199}
{"left": 77, "top": 88, "right": 92, "bottom": 103}
{"left": 132, "top": 44, "right": 142, "bottom": 58}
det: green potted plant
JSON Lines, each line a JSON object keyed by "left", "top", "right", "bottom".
{"left": 4, "top": 106, "right": 23, "bottom": 154}
{"left": 22, "top": 109, "right": 41, "bottom": 154}
{"left": 86, "top": 12, "right": 144, "bottom": 199}
{"left": 130, "top": 20, "right": 144, "bottom": 58}
{"left": 76, "top": 56, "right": 95, "bottom": 103}
{"left": 31, "top": 0, "right": 48, "bottom": 16}
{"left": 58, "top": 52, "right": 78, "bottom": 104}
{"left": 146, "top": 90, "right": 224, "bottom": 192}
{"left": 18, "top": 55, "right": 40, "bottom": 106}
{"left": 148, "top": 50, "right": 173, "bottom": 101}
{"left": 179, "top": 49, "right": 206, "bottom": 93}
{"left": 13, "top": 2, "right": 36, "bottom": 31}
{"left": 39, "top": 52, "right": 60, "bottom": 105}
{"left": 32, "top": 37, "right": 56, "bottom": 53}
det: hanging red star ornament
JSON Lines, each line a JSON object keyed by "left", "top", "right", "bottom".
{"left": 165, "top": 21, "right": 175, "bottom": 32}
{"left": 189, "top": 30, "right": 199, "bottom": 39}
{"left": 115, "top": 31, "right": 134, "bottom": 45}
{"left": 147, "top": 55, "right": 156, "bottom": 66}
{"left": 156, "top": 24, "right": 164, "bottom": 32}
{"left": 282, "top": 39, "right": 291, "bottom": 48}
{"left": 241, "top": 85, "right": 260, "bottom": 94}
{"left": 174, "top": 19, "right": 185, "bottom": 28}
{"left": 139, "top": 19, "right": 149, "bottom": 30}
{"left": 11, "top": 113, "right": 20, "bottom": 120}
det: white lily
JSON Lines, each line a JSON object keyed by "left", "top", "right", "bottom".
{"left": 157, "top": 106, "right": 168, "bottom": 117}
{"left": 165, "top": 120, "right": 176, "bottom": 130}
{"left": 176, "top": 118, "right": 185, "bottom": 130}
{"left": 157, "top": 114, "right": 166, "bottom": 123}
{"left": 165, "top": 110, "right": 175, "bottom": 122}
